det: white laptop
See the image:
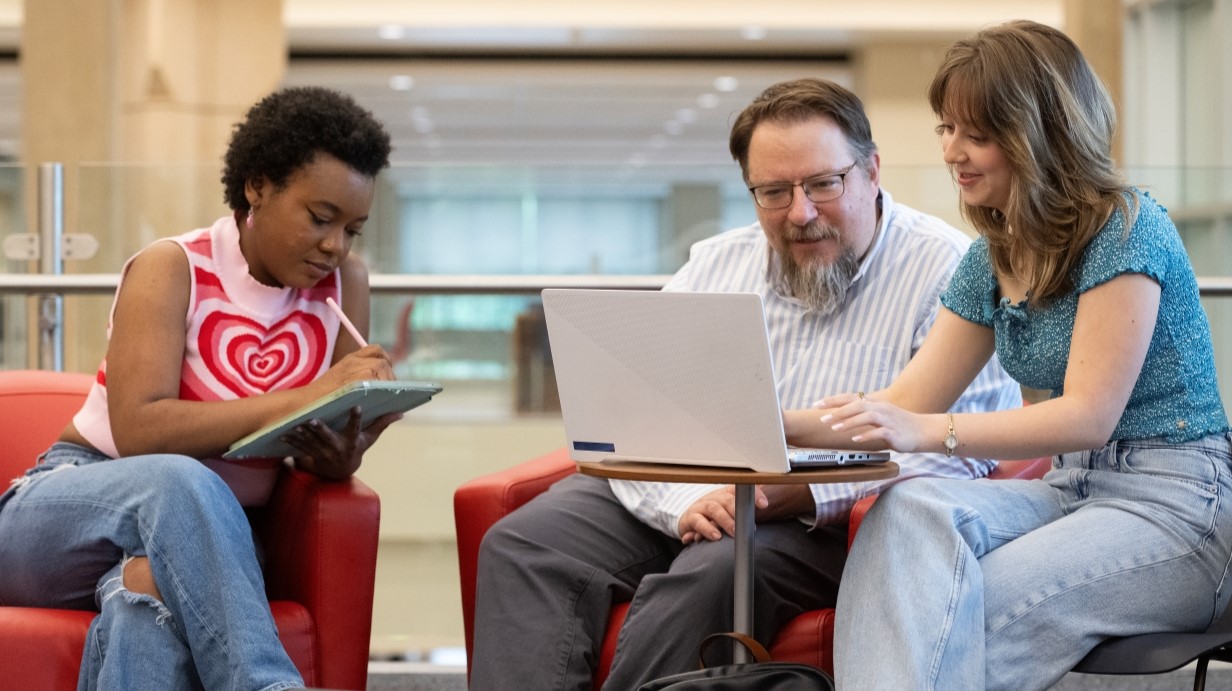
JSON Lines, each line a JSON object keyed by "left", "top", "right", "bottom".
{"left": 541, "top": 288, "right": 891, "bottom": 474}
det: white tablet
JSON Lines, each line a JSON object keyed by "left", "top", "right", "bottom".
{"left": 222, "top": 380, "right": 442, "bottom": 459}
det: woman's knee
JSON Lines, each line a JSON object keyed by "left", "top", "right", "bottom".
{"left": 861, "top": 479, "right": 972, "bottom": 538}
{"left": 134, "top": 454, "right": 213, "bottom": 481}
{"left": 869, "top": 480, "right": 943, "bottom": 516}
{"left": 121, "top": 556, "right": 163, "bottom": 601}
{"left": 130, "top": 455, "right": 232, "bottom": 502}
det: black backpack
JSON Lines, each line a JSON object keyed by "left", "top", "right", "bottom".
{"left": 638, "top": 632, "right": 835, "bottom": 691}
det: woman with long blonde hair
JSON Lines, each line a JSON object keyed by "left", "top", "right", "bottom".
{"left": 782, "top": 20, "right": 1232, "bottom": 689}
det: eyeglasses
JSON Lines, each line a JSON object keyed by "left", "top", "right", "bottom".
{"left": 747, "top": 162, "right": 858, "bottom": 210}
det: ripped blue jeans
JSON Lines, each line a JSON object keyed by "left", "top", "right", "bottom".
{"left": 0, "top": 443, "right": 303, "bottom": 691}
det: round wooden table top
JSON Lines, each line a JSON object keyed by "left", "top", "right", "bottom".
{"left": 574, "top": 459, "right": 899, "bottom": 485}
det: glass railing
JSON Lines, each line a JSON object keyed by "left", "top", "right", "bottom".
{"left": 1, "top": 162, "right": 1229, "bottom": 655}
{"left": 4, "top": 160, "right": 1232, "bottom": 494}
{"left": 5, "top": 163, "right": 1231, "bottom": 398}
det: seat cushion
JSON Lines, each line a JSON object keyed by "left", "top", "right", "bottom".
{"left": 592, "top": 602, "right": 836, "bottom": 683}
{"left": 271, "top": 600, "right": 317, "bottom": 686}
{"left": 0, "top": 600, "right": 316, "bottom": 691}
{"left": 770, "top": 609, "right": 836, "bottom": 674}
{"left": 0, "top": 607, "right": 93, "bottom": 691}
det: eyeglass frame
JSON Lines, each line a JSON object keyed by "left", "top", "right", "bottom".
{"left": 747, "top": 161, "right": 859, "bottom": 210}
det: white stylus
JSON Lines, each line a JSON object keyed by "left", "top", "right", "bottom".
{"left": 325, "top": 297, "right": 368, "bottom": 347}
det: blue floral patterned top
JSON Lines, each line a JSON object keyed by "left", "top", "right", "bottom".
{"left": 941, "top": 190, "right": 1228, "bottom": 443}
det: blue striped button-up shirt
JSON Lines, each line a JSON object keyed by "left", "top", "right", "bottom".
{"left": 609, "top": 189, "right": 1022, "bottom": 535}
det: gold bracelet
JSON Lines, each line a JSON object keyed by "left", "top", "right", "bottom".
{"left": 943, "top": 412, "right": 958, "bottom": 457}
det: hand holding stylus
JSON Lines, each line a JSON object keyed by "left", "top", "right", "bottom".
{"left": 326, "top": 296, "right": 368, "bottom": 347}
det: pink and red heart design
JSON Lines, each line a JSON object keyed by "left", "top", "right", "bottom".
{"left": 198, "top": 310, "right": 328, "bottom": 397}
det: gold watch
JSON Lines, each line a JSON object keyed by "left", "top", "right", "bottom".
{"left": 943, "top": 412, "right": 958, "bottom": 457}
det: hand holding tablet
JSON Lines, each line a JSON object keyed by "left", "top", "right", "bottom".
{"left": 223, "top": 380, "right": 442, "bottom": 459}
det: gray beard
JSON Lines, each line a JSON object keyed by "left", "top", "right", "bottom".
{"left": 770, "top": 226, "right": 860, "bottom": 316}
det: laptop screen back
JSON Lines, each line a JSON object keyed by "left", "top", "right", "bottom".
{"left": 542, "top": 289, "right": 794, "bottom": 473}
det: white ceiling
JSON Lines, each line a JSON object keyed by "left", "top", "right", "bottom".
{"left": 283, "top": 57, "right": 851, "bottom": 193}
{"left": 276, "top": 0, "right": 1061, "bottom": 189}
{"left": 0, "top": 0, "right": 1066, "bottom": 185}
{"left": 279, "top": 0, "right": 1060, "bottom": 38}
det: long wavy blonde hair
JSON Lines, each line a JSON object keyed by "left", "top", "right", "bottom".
{"left": 928, "top": 20, "right": 1136, "bottom": 303}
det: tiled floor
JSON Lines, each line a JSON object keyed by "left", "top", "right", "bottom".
{"left": 365, "top": 661, "right": 1232, "bottom": 690}
{"left": 367, "top": 662, "right": 465, "bottom": 691}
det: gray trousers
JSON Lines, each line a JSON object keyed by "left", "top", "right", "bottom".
{"left": 470, "top": 473, "right": 847, "bottom": 691}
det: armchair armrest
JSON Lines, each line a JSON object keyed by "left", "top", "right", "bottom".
{"left": 846, "top": 494, "right": 878, "bottom": 552}
{"left": 454, "top": 448, "right": 576, "bottom": 664}
{"left": 253, "top": 465, "right": 380, "bottom": 691}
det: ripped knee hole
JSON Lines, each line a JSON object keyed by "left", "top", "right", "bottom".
{"left": 121, "top": 556, "right": 164, "bottom": 601}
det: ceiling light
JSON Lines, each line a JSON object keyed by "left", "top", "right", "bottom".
{"left": 713, "top": 76, "right": 739, "bottom": 92}
{"left": 388, "top": 75, "right": 415, "bottom": 91}
{"left": 409, "top": 106, "right": 433, "bottom": 133}
{"left": 741, "top": 26, "right": 768, "bottom": 41}
{"left": 378, "top": 24, "right": 406, "bottom": 40}
{"left": 697, "top": 93, "right": 720, "bottom": 109}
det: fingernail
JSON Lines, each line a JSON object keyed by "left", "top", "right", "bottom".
{"left": 831, "top": 423, "right": 845, "bottom": 431}
{"left": 819, "top": 414, "right": 833, "bottom": 422}
{"left": 851, "top": 434, "right": 863, "bottom": 442}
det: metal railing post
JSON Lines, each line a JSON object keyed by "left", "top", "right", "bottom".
{"left": 36, "top": 162, "right": 64, "bottom": 372}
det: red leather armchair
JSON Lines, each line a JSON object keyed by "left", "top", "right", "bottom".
{"left": 0, "top": 369, "right": 381, "bottom": 691}
{"left": 455, "top": 447, "right": 1051, "bottom": 685}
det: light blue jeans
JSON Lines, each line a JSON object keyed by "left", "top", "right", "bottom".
{"left": 0, "top": 443, "right": 303, "bottom": 691}
{"left": 834, "top": 433, "right": 1232, "bottom": 691}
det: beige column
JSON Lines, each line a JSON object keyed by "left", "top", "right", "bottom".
{"left": 854, "top": 39, "right": 968, "bottom": 232}
{"left": 21, "top": 0, "right": 284, "bottom": 370}
{"left": 1064, "top": 0, "right": 1125, "bottom": 161}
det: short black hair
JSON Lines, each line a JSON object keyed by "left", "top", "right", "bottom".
{"left": 221, "top": 86, "right": 392, "bottom": 212}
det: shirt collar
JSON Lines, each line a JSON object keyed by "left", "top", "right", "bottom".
{"left": 851, "top": 188, "right": 890, "bottom": 284}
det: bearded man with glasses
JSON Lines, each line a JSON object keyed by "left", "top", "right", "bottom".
{"left": 746, "top": 159, "right": 862, "bottom": 316}
{"left": 469, "top": 78, "right": 1021, "bottom": 690}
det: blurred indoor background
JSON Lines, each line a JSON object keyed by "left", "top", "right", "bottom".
{"left": 0, "top": 0, "right": 1227, "bottom": 672}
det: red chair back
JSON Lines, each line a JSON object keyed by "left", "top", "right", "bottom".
{"left": 0, "top": 370, "right": 93, "bottom": 481}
